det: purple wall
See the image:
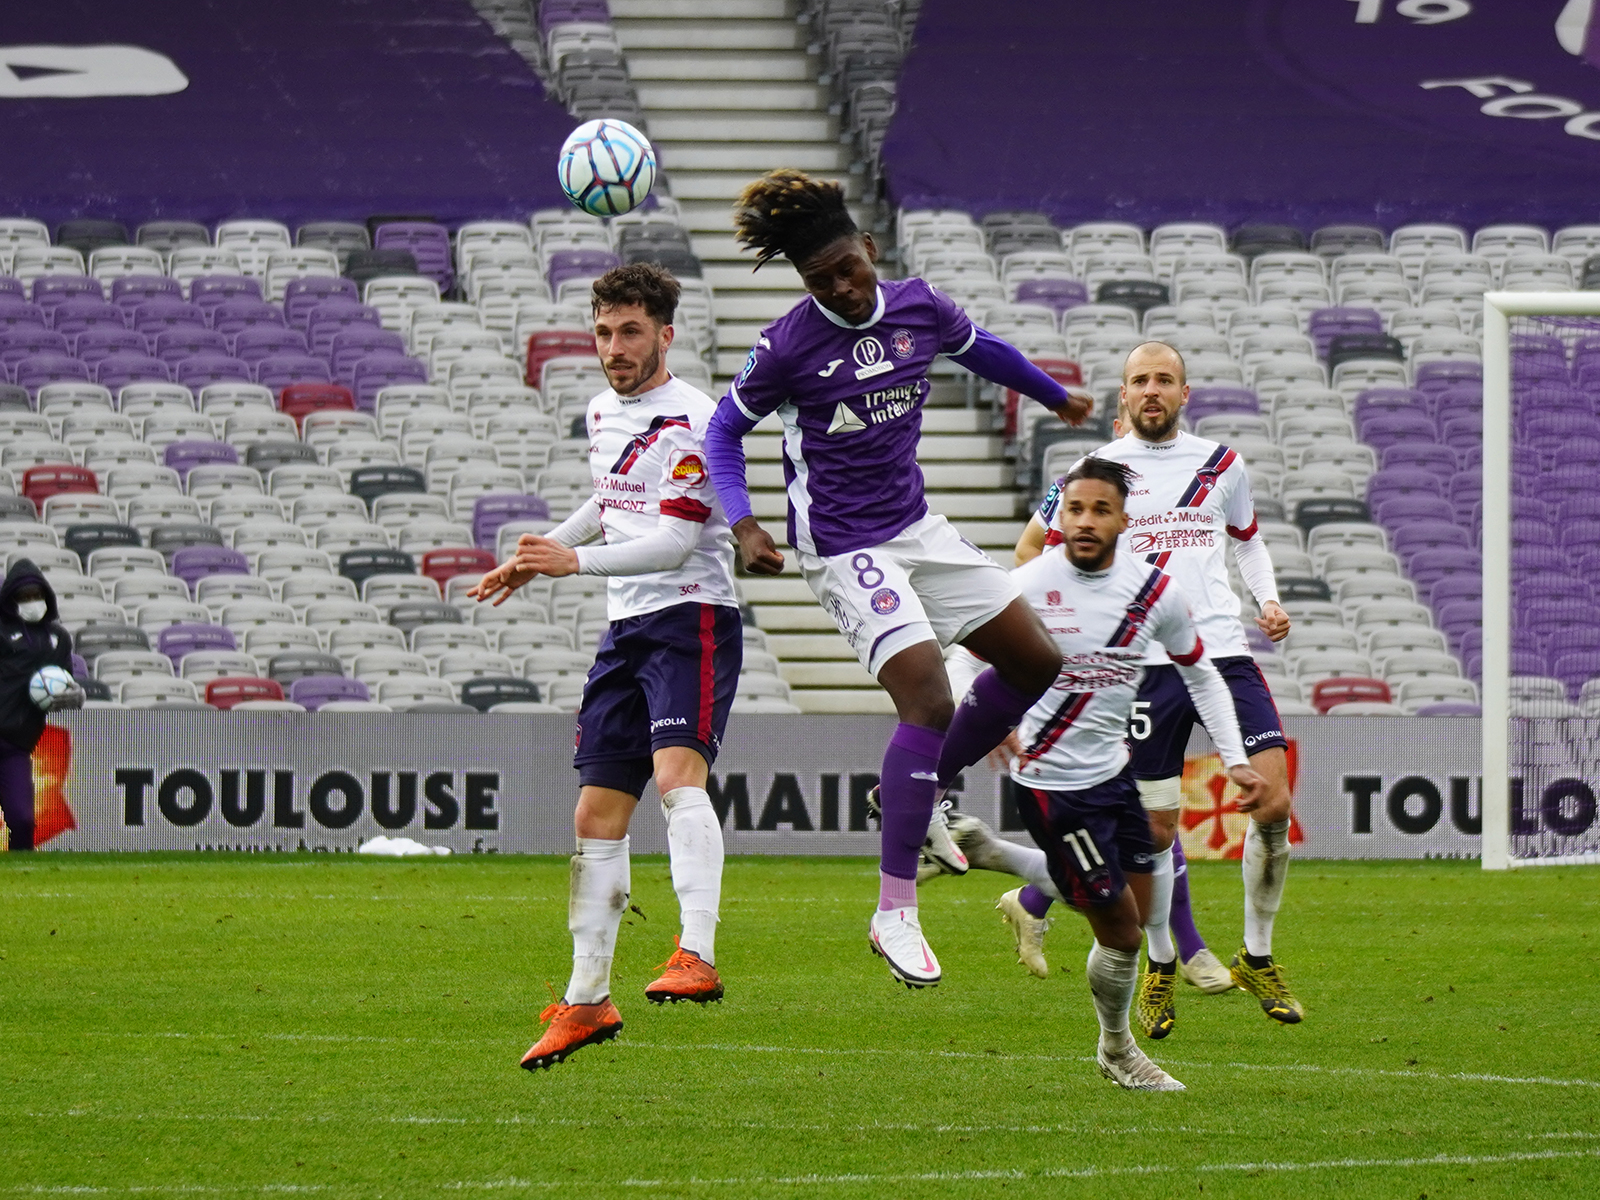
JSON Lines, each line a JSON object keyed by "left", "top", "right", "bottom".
{"left": 0, "top": 0, "right": 573, "bottom": 228}
{"left": 885, "top": 0, "right": 1600, "bottom": 229}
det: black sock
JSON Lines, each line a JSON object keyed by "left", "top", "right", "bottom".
{"left": 1147, "top": 957, "right": 1175, "bottom": 973}
{"left": 1243, "top": 950, "right": 1272, "bottom": 969}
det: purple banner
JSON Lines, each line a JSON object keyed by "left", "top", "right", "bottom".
{"left": 0, "top": 1, "right": 573, "bottom": 228}
{"left": 885, "top": 0, "right": 1600, "bottom": 229}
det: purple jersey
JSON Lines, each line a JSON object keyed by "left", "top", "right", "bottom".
{"left": 722, "top": 279, "right": 975, "bottom": 557}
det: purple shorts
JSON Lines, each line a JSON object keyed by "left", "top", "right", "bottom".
{"left": 574, "top": 602, "right": 743, "bottom": 798}
{"left": 1016, "top": 768, "right": 1154, "bottom": 909}
{"left": 1128, "top": 655, "right": 1287, "bottom": 780}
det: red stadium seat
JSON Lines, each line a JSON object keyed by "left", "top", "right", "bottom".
{"left": 1005, "top": 357, "right": 1083, "bottom": 438}
{"left": 21, "top": 464, "right": 98, "bottom": 507}
{"left": 1310, "top": 676, "right": 1392, "bottom": 714}
{"left": 279, "top": 382, "right": 355, "bottom": 428}
{"left": 204, "top": 676, "right": 286, "bottom": 710}
{"left": 525, "top": 329, "right": 595, "bottom": 386}
{"left": 420, "top": 547, "right": 496, "bottom": 588}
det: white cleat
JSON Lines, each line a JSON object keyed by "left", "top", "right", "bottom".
{"left": 923, "top": 800, "right": 969, "bottom": 875}
{"left": 996, "top": 887, "right": 1050, "bottom": 978}
{"left": 914, "top": 853, "right": 945, "bottom": 885}
{"left": 1180, "top": 947, "right": 1238, "bottom": 994}
{"left": 868, "top": 906, "right": 942, "bottom": 988}
{"left": 1097, "top": 1043, "right": 1187, "bottom": 1092}
{"left": 946, "top": 809, "right": 1013, "bottom": 873}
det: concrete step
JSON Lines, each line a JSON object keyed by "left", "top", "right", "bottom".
{"left": 647, "top": 112, "right": 838, "bottom": 143}
{"left": 695, "top": 234, "right": 752, "bottom": 262}
{"left": 612, "top": 0, "right": 793, "bottom": 18}
{"left": 780, "top": 660, "right": 876, "bottom": 688}
{"left": 765, "top": 632, "right": 855, "bottom": 659}
{"left": 637, "top": 81, "right": 827, "bottom": 112}
{"left": 627, "top": 50, "right": 813, "bottom": 81}
{"left": 714, "top": 293, "right": 813, "bottom": 321}
{"left": 615, "top": 20, "right": 805, "bottom": 51}
{"left": 738, "top": 577, "right": 814, "bottom": 604}
{"left": 751, "top": 603, "right": 837, "bottom": 630}
{"left": 749, "top": 490, "right": 1018, "bottom": 521}
{"left": 661, "top": 142, "right": 849, "bottom": 173}
{"left": 704, "top": 265, "right": 807, "bottom": 291}
{"left": 746, "top": 433, "right": 1005, "bottom": 460}
{"left": 747, "top": 461, "right": 1010, "bottom": 489}
{"left": 949, "top": 519, "right": 1024, "bottom": 549}
{"left": 792, "top": 689, "right": 897, "bottom": 714}
{"left": 671, "top": 169, "right": 860, "bottom": 202}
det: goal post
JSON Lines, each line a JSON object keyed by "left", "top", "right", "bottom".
{"left": 1482, "top": 291, "right": 1600, "bottom": 869}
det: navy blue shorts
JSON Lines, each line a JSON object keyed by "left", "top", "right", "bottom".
{"left": 1128, "top": 655, "right": 1286, "bottom": 781}
{"left": 574, "top": 602, "right": 743, "bottom": 798}
{"left": 1016, "top": 768, "right": 1154, "bottom": 910}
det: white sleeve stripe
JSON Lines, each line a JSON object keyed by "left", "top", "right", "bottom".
{"left": 949, "top": 326, "right": 978, "bottom": 356}
{"left": 727, "top": 381, "right": 760, "bottom": 422}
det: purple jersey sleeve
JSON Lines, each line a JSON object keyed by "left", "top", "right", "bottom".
{"left": 950, "top": 327, "right": 1072, "bottom": 409}
{"left": 925, "top": 281, "right": 977, "bottom": 355}
{"left": 707, "top": 337, "right": 791, "bottom": 528}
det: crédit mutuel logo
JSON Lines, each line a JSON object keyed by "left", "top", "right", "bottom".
{"left": 1262, "top": 0, "right": 1600, "bottom": 150}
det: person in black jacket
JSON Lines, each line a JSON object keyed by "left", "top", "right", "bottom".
{"left": 0, "top": 559, "right": 82, "bottom": 851}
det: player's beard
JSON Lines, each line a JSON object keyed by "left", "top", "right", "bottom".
{"left": 1130, "top": 403, "right": 1180, "bottom": 442}
{"left": 1066, "top": 536, "right": 1115, "bottom": 574}
{"left": 607, "top": 343, "right": 662, "bottom": 397}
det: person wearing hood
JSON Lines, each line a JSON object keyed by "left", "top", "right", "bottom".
{"left": 0, "top": 558, "right": 82, "bottom": 851}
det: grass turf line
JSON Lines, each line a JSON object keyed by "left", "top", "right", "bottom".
{"left": 0, "top": 855, "right": 1595, "bottom": 1199}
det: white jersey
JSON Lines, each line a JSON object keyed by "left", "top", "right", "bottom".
{"left": 1009, "top": 549, "right": 1247, "bottom": 791}
{"left": 584, "top": 375, "right": 739, "bottom": 620}
{"left": 1048, "top": 431, "right": 1262, "bottom": 663}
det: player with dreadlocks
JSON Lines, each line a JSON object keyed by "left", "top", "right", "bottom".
{"left": 703, "top": 169, "right": 1093, "bottom": 988}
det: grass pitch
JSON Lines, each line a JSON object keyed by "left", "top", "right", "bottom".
{"left": 1, "top": 854, "right": 1596, "bottom": 1198}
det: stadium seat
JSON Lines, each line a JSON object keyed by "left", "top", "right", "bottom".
{"left": 1310, "top": 676, "right": 1392, "bottom": 713}
{"left": 204, "top": 676, "right": 286, "bottom": 710}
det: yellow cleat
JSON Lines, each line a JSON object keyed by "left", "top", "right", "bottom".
{"left": 1229, "top": 948, "right": 1305, "bottom": 1024}
{"left": 1136, "top": 960, "right": 1177, "bottom": 1039}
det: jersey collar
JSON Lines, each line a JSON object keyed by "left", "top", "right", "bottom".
{"left": 1130, "top": 428, "right": 1186, "bottom": 451}
{"left": 616, "top": 373, "right": 676, "bottom": 405}
{"left": 810, "top": 286, "right": 886, "bottom": 330}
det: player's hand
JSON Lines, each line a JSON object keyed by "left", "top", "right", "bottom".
{"left": 49, "top": 684, "right": 86, "bottom": 712}
{"left": 733, "top": 516, "right": 785, "bottom": 576}
{"left": 1255, "top": 600, "right": 1290, "bottom": 643}
{"left": 986, "top": 730, "right": 1023, "bottom": 771}
{"left": 1055, "top": 387, "right": 1094, "bottom": 427}
{"left": 512, "top": 535, "right": 580, "bottom": 579}
{"left": 1228, "top": 764, "right": 1269, "bottom": 813}
{"left": 467, "top": 558, "right": 532, "bottom": 607}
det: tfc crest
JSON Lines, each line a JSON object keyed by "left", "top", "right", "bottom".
{"left": 890, "top": 328, "right": 915, "bottom": 358}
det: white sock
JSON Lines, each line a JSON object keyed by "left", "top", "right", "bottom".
{"left": 565, "top": 835, "right": 630, "bottom": 1004}
{"left": 1086, "top": 940, "right": 1139, "bottom": 1055}
{"left": 662, "top": 786, "right": 723, "bottom": 966}
{"left": 1144, "top": 846, "right": 1175, "bottom": 964}
{"left": 981, "top": 837, "right": 1063, "bottom": 900}
{"left": 1242, "top": 818, "right": 1291, "bottom": 957}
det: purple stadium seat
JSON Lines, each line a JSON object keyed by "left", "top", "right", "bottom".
{"left": 374, "top": 222, "right": 454, "bottom": 292}
{"left": 1358, "top": 411, "right": 1436, "bottom": 448}
{"left": 1374, "top": 494, "right": 1448, "bottom": 529}
{"left": 211, "top": 299, "right": 285, "bottom": 337}
{"left": 132, "top": 298, "right": 206, "bottom": 334}
{"left": 1560, "top": 520, "right": 1600, "bottom": 558}
{"left": 1523, "top": 411, "right": 1600, "bottom": 453}
{"left": 232, "top": 325, "right": 309, "bottom": 363}
{"left": 1439, "top": 415, "right": 1481, "bottom": 452}
{"left": 1353, "top": 387, "right": 1427, "bottom": 423}
{"left": 0, "top": 277, "right": 23, "bottom": 300}
{"left": 156, "top": 622, "right": 237, "bottom": 664}
{"left": 164, "top": 440, "right": 238, "bottom": 480}
{"left": 111, "top": 275, "right": 182, "bottom": 311}
{"left": 1516, "top": 545, "right": 1567, "bottom": 573}
{"left": 15, "top": 353, "right": 90, "bottom": 395}
{"left": 284, "top": 277, "right": 360, "bottom": 329}
{"left": 1307, "top": 306, "right": 1383, "bottom": 358}
{"left": 254, "top": 353, "right": 332, "bottom": 393}
{"left": 1013, "top": 277, "right": 1089, "bottom": 316}
{"left": 176, "top": 354, "right": 252, "bottom": 388}
{"left": 0, "top": 303, "right": 48, "bottom": 333}
{"left": 170, "top": 544, "right": 250, "bottom": 590}
{"left": 307, "top": 303, "right": 381, "bottom": 357}
{"left": 1427, "top": 383, "right": 1483, "bottom": 419}
{"left": 1430, "top": 574, "right": 1482, "bottom": 610}
{"left": 1414, "top": 361, "right": 1482, "bottom": 395}
{"left": 331, "top": 329, "right": 405, "bottom": 384}
{"left": 1368, "top": 465, "right": 1443, "bottom": 508}
{"left": 1511, "top": 495, "right": 1549, "bottom": 525}
{"left": 1186, "top": 386, "right": 1259, "bottom": 420}
{"left": 95, "top": 353, "right": 172, "bottom": 390}
{"left": 1557, "top": 495, "right": 1600, "bottom": 524}
{"left": 1512, "top": 331, "right": 1565, "bottom": 358}
{"left": 32, "top": 276, "right": 104, "bottom": 313}
{"left": 1515, "top": 383, "right": 1591, "bottom": 414}
{"left": 152, "top": 328, "right": 229, "bottom": 364}
{"left": 189, "top": 276, "right": 263, "bottom": 313}
{"left": 1511, "top": 350, "right": 1568, "bottom": 386}
{"left": 1522, "top": 600, "right": 1576, "bottom": 642}
{"left": 546, "top": 248, "right": 619, "bottom": 293}
{"left": 1380, "top": 443, "right": 1457, "bottom": 480}
{"left": 1512, "top": 518, "right": 1556, "bottom": 546}
{"left": 73, "top": 327, "right": 146, "bottom": 363}
{"left": 1551, "top": 438, "right": 1600, "bottom": 472}
{"left": 1409, "top": 546, "right": 1480, "bottom": 589}
{"left": 350, "top": 353, "right": 428, "bottom": 412}
{"left": 540, "top": 0, "right": 611, "bottom": 34}
{"left": 472, "top": 493, "right": 550, "bottom": 548}
{"left": 289, "top": 675, "right": 370, "bottom": 710}
{"left": 1552, "top": 651, "right": 1600, "bottom": 697}
{"left": 50, "top": 298, "right": 126, "bottom": 336}
{"left": 0, "top": 329, "right": 69, "bottom": 370}
{"left": 1437, "top": 598, "right": 1481, "bottom": 637}
{"left": 1416, "top": 702, "right": 1481, "bottom": 716}
{"left": 1393, "top": 520, "right": 1472, "bottom": 558}
{"left": 1519, "top": 574, "right": 1590, "bottom": 607}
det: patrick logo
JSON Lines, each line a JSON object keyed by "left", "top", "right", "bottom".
{"left": 671, "top": 453, "right": 707, "bottom": 487}
{"left": 890, "top": 328, "right": 915, "bottom": 358}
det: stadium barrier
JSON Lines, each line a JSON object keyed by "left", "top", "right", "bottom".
{"left": 18, "top": 714, "right": 1514, "bottom": 859}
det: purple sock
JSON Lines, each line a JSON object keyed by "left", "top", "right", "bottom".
{"left": 936, "top": 668, "right": 1047, "bottom": 788}
{"left": 1018, "top": 884, "right": 1054, "bottom": 919}
{"left": 1170, "top": 838, "right": 1206, "bottom": 962}
{"left": 877, "top": 722, "right": 944, "bottom": 903}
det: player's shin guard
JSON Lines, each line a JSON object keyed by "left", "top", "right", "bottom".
{"left": 1242, "top": 818, "right": 1291, "bottom": 957}
{"left": 1086, "top": 940, "right": 1140, "bottom": 1054}
{"left": 1169, "top": 838, "right": 1206, "bottom": 963}
{"left": 661, "top": 786, "right": 723, "bottom": 966}
{"left": 934, "top": 668, "right": 1044, "bottom": 789}
{"left": 1144, "top": 847, "right": 1175, "bottom": 964}
{"left": 878, "top": 723, "right": 944, "bottom": 905}
{"left": 565, "top": 835, "right": 630, "bottom": 1004}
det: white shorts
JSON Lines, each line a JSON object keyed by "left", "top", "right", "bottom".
{"left": 798, "top": 513, "right": 1020, "bottom": 678}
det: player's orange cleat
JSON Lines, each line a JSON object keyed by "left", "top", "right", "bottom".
{"left": 519, "top": 991, "right": 623, "bottom": 1071}
{"left": 644, "top": 938, "right": 724, "bottom": 1005}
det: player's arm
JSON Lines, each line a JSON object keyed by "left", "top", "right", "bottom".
{"left": 469, "top": 498, "right": 603, "bottom": 604}
{"left": 1154, "top": 586, "right": 1267, "bottom": 808}
{"left": 1016, "top": 475, "right": 1065, "bottom": 566}
{"left": 1222, "top": 462, "right": 1289, "bottom": 642}
{"left": 947, "top": 328, "right": 1092, "bottom": 426}
{"left": 706, "top": 344, "right": 787, "bottom": 576}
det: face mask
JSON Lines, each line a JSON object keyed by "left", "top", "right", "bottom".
{"left": 17, "top": 600, "right": 47, "bottom": 624}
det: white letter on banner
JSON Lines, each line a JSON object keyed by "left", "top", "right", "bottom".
{"left": 1566, "top": 111, "right": 1600, "bottom": 139}
{"left": 1481, "top": 94, "right": 1585, "bottom": 119}
{"left": 0, "top": 45, "right": 188, "bottom": 98}
{"left": 1420, "top": 76, "right": 1534, "bottom": 98}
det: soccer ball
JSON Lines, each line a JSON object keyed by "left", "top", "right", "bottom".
{"left": 29, "top": 665, "right": 78, "bottom": 712}
{"left": 558, "top": 119, "right": 657, "bottom": 218}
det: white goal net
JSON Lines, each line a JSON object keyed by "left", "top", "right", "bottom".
{"left": 1483, "top": 293, "right": 1600, "bottom": 868}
